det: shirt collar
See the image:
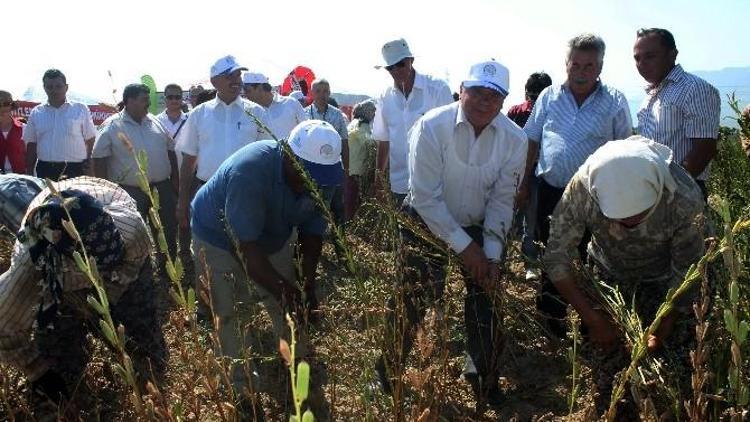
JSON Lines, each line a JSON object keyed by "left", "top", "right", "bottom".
{"left": 211, "top": 95, "right": 245, "bottom": 109}
{"left": 119, "top": 110, "right": 146, "bottom": 126}
{"left": 44, "top": 99, "right": 71, "bottom": 109}
{"left": 455, "top": 102, "right": 500, "bottom": 132}
{"left": 645, "top": 64, "right": 684, "bottom": 93}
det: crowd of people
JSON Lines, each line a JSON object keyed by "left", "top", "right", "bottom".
{"left": 0, "top": 26, "right": 729, "bottom": 420}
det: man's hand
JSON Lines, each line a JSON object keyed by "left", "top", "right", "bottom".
{"left": 477, "top": 262, "right": 502, "bottom": 294}
{"left": 647, "top": 311, "right": 676, "bottom": 353}
{"left": 460, "top": 241, "right": 489, "bottom": 281}
{"left": 587, "top": 312, "right": 620, "bottom": 352}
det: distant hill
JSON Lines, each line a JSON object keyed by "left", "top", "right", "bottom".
{"left": 626, "top": 66, "right": 750, "bottom": 129}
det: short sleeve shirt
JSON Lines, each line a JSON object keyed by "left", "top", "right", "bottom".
{"left": 23, "top": 101, "right": 97, "bottom": 162}
{"left": 190, "top": 140, "right": 327, "bottom": 253}
{"left": 92, "top": 112, "right": 175, "bottom": 185}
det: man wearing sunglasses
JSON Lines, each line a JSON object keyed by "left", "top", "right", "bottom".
{"left": 242, "top": 72, "right": 307, "bottom": 140}
{"left": 372, "top": 38, "right": 453, "bottom": 207}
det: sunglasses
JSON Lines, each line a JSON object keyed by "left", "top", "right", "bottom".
{"left": 0, "top": 101, "right": 14, "bottom": 108}
{"left": 165, "top": 95, "right": 182, "bottom": 101}
{"left": 385, "top": 59, "right": 409, "bottom": 72}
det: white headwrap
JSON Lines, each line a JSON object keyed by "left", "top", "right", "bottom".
{"left": 580, "top": 136, "right": 677, "bottom": 220}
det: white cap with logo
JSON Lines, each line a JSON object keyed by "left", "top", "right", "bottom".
{"left": 242, "top": 72, "right": 269, "bottom": 85}
{"left": 288, "top": 120, "right": 343, "bottom": 186}
{"left": 210, "top": 55, "right": 248, "bottom": 78}
{"left": 463, "top": 60, "right": 510, "bottom": 97}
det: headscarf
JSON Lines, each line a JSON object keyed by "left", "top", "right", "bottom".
{"left": 17, "top": 189, "right": 125, "bottom": 329}
{"left": 352, "top": 100, "right": 376, "bottom": 123}
{"left": 579, "top": 136, "right": 677, "bottom": 220}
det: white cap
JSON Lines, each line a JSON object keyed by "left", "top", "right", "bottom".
{"left": 288, "top": 120, "right": 343, "bottom": 186}
{"left": 463, "top": 60, "right": 510, "bottom": 97}
{"left": 381, "top": 38, "right": 413, "bottom": 67}
{"left": 242, "top": 72, "right": 269, "bottom": 84}
{"left": 210, "top": 55, "right": 247, "bottom": 78}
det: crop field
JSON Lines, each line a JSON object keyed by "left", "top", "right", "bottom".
{"left": 1, "top": 103, "right": 749, "bottom": 421}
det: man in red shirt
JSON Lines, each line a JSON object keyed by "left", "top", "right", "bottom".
{"left": 506, "top": 72, "right": 552, "bottom": 127}
{"left": 507, "top": 72, "right": 552, "bottom": 283}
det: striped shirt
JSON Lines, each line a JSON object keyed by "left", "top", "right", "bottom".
{"left": 637, "top": 65, "right": 721, "bottom": 181}
{"left": 305, "top": 104, "right": 349, "bottom": 141}
{"left": 524, "top": 83, "right": 632, "bottom": 188}
{"left": 0, "top": 176, "right": 150, "bottom": 380}
{"left": 23, "top": 101, "right": 97, "bottom": 162}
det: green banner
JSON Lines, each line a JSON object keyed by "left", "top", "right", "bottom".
{"left": 140, "top": 74, "right": 159, "bottom": 115}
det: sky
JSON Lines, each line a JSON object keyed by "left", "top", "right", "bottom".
{"left": 4, "top": 0, "right": 750, "bottom": 109}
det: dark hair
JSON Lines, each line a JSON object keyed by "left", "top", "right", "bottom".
{"left": 42, "top": 69, "right": 67, "bottom": 84}
{"left": 327, "top": 97, "right": 339, "bottom": 108}
{"left": 246, "top": 83, "right": 273, "bottom": 92}
{"left": 164, "top": 83, "right": 182, "bottom": 93}
{"left": 195, "top": 89, "right": 217, "bottom": 106}
{"left": 122, "top": 83, "right": 150, "bottom": 102}
{"left": 0, "top": 90, "right": 18, "bottom": 110}
{"left": 525, "top": 72, "right": 552, "bottom": 95}
{"left": 636, "top": 28, "right": 677, "bottom": 51}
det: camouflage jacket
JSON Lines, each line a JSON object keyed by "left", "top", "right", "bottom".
{"left": 545, "top": 162, "right": 705, "bottom": 308}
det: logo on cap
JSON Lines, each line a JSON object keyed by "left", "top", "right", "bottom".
{"left": 319, "top": 144, "right": 334, "bottom": 158}
{"left": 483, "top": 64, "right": 497, "bottom": 76}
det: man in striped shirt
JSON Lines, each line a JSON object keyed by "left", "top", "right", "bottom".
{"left": 0, "top": 176, "right": 163, "bottom": 405}
{"left": 633, "top": 28, "right": 721, "bottom": 196}
{"left": 523, "top": 33, "right": 632, "bottom": 338}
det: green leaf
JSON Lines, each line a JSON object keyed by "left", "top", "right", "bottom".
{"left": 724, "top": 309, "right": 737, "bottom": 335}
{"left": 175, "top": 257, "right": 184, "bottom": 280}
{"left": 151, "top": 188, "right": 160, "bottom": 210}
{"left": 157, "top": 231, "right": 168, "bottom": 254}
{"left": 100, "top": 319, "right": 117, "bottom": 347}
{"left": 302, "top": 410, "right": 314, "bottom": 422}
{"left": 296, "top": 361, "right": 310, "bottom": 402}
{"left": 730, "top": 281, "right": 740, "bottom": 304}
{"left": 187, "top": 288, "right": 196, "bottom": 313}
{"left": 86, "top": 295, "right": 105, "bottom": 315}
{"left": 739, "top": 321, "right": 749, "bottom": 344}
{"left": 165, "top": 260, "right": 177, "bottom": 282}
{"left": 73, "top": 251, "right": 88, "bottom": 273}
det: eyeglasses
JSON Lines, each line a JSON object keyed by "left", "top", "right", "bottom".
{"left": 165, "top": 95, "right": 182, "bottom": 101}
{"left": 0, "top": 101, "right": 13, "bottom": 107}
{"left": 385, "top": 59, "right": 409, "bottom": 72}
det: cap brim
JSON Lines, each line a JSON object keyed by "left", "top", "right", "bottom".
{"left": 302, "top": 159, "right": 343, "bottom": 186}
{"left": 463, "top": 80, "right": 509, "bottom": 97}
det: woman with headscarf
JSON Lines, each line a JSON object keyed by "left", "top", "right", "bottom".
{"left": 0, "top": 90, "right": 27, "bottom": 174}
{"left": 344, "top": 100, "right": 377, "bottom": 220}
{"left": 544, "top": 135, "right": 706, "bottom": 417}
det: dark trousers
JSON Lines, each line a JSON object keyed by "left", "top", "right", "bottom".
{"left": 35, "top": 160, "right": 86, "bottom": 181}
{"left": 536, "top": 179, "right": 590, "bottom": 321}
{"left": 121, "top": 180, "right": 178, "bottom": 258}
{"left": 379, "top": 208, "right": 501, "bottom": 389}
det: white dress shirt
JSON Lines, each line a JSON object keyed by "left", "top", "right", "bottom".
{"left": 176, "top": 96, "right": 271, "bottom": 181}
{"left": 408, "top": 102, "right": 528, "bottom": 261}
{"left": 373, "top": 72, "right": 453, "bottom": 194}
{"left": 266, "top": 94, "right": 308, "bottom": 140}
{"left": 155, "top": 110, "right": 188, "bottom": 139}
{"left": 23, "top": 101, "right": 97, "bottom": 162}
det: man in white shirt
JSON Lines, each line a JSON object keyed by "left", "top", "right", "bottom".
{"left": 243, "top": 72, "right": 307, "bottom": 140}
{"left": 24, "top": 69, "right": 97, "bottom": 181}
{"left": 155, "top": 83, "right": 188, "bottom": 168}
{"left": 175, "top": 55, "right": 271, "bottom": 230}
{"left": 372, "top": 38, "right": 453, "bottom": 206}
{"left": 376, "top": 60, "right": 527, "bottom": 408}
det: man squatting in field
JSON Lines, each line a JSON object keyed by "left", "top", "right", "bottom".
{"left": 544, "top": 137, "right": 705, "bottom": 417}
{"left": 0, "top": 175, "right": 166, "bottom": 404}
{"left": 375, "top": 59, "right": 528, "bottom": 408}
{"left": 189, "top": 120, "right": 343, "bottom": 419}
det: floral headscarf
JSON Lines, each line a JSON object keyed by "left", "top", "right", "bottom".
{"left": 18, "top": 189, "right": 125, "bottom": 329}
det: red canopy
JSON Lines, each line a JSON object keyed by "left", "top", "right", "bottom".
{"left": 280, "top": 66, "right": 316, "bottom": 106}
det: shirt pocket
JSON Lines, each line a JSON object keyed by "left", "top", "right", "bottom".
{"left": 655, "top": 102, "right": 682, "bottom": 137}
